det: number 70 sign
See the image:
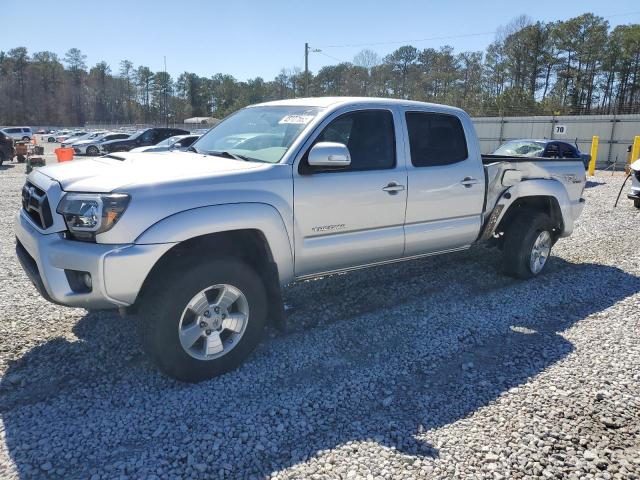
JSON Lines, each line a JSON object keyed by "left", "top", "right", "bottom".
{"left": 554, "top": 125, "right": 567, "bottom": 135}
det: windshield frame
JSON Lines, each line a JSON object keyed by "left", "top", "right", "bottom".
{"left": 191, "top": 105, "right": 324, "bottom": 164}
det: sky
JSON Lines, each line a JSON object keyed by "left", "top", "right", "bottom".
{"left": 4, "top": 0, "right": 640, "bottom": 81}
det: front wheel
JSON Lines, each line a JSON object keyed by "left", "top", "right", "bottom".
{"left": 502, "top": 212, "right": 555, "bottom": 279}
{"left": 634, "top": 199, "right": 640, "bottom": 209}
{"left": 141, "top": 258, "right": 268, "bottom": 382}
{"left": 86, "top": 145, "right": 99, "bottom": 156}
{"left": 21, "top": 136, "right": 30, "bottom": 141}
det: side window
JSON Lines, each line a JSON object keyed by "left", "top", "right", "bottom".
{"left": 310, "top": 110, "right": 396, "bottom": 172}
{"left": 405, "top": 112, "right": 468, "bottom": 167}
{"left": 545, "top": 143, "right": 560, "bottom": 158}
{"left": 559, "top": 144, "right": 578, "bottom": 158}
{"left": 140, "top": 130, "right": 155, "bottom": 142}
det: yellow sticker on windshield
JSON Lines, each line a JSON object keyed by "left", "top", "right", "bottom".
{"left": 278, "top": 115, "right": 314, "bottom": 125}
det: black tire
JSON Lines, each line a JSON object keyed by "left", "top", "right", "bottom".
{"left": 21, "top": 136, "right": 30, "bottom": 141}
{"left": 502, "top": 211, "right": 555, "bottom": 279}
{"left": 86, "top": 145, "right": 99, "bottom": 156}
{"left": 634, "top": 199, "right": 640, "bottom": 209}
{"left": 140, "top": 257, "right": 268, "bottom": 382}
{"left": 47, "top": 137, "right": 55, "bottom": 143}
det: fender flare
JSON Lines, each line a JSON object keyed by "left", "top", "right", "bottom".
{"left": 481, "top": 179, "right": 576, "bottom": 240}
{"left": 135, "top": 202, "right": 294, "bottom": 285}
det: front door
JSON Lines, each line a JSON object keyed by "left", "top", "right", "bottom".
{"left": 293, "top": 108, "right": 407, "bottom": 277}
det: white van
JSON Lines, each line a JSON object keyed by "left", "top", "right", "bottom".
{"left": 1, "top": 127, "right": 33, "bottom": 141}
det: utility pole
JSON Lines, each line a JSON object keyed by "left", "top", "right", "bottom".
{"left": 163, "top": 56, "right": 168, "bottom": 127}
{"left": 304, "top": 43, "right": 309, "bottom": 97}
{"left": 304, "top": 43, "right": 321, "bottom": 97}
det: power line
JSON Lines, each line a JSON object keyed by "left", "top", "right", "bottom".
{"left": 314, "top": 50, "right": 345, "bottom": 63}
{"left": 315, "top": 10, "right": 640, "bottom": 50}
{"left": 603, "top": 10, "right": 640, "bottom": 18}
{"left": 317, "top": 31, "right": 496, "bottom": 49}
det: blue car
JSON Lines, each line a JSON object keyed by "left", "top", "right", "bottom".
{"left": 493, "top": 139, "right": 590, "bottom": 169}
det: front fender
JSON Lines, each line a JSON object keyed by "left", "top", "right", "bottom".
{"left": 484, "top": 179, "right": 581, "bottom": 239}
{"left": 135, "top": 202, "right": 294, "bottom": 284}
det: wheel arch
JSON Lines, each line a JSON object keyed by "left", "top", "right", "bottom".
{"left": 131, "top": 203, "right": 293, "bottom": 327}
{"left": 481, "top": 179, "right": 574, "bottom": 241}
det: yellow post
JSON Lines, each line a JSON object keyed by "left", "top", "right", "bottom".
{"left": 630, "top": 136, "right": 640, "bottom": 167}
{"left": 588, "top": 135, "right": 599, "bottom": 177}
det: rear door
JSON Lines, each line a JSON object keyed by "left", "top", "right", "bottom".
{"left": 293, "top": 107, "right": 408, "bottom": 277}
{"left": 401, "top": 110, "right": 485, "bottom": 256}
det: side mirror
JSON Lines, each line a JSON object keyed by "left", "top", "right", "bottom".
{"left": 308, "top": 142, "right": 351, "bottom": 167}
{"left": 172, "top": 142, "right": 183, "bottom": 149}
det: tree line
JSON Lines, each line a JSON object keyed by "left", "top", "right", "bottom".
{"left": 1, "top": 12, "right": 639, "bottom": 126}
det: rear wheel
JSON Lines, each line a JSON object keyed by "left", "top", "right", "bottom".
{"left": 86, "top": 145, "right": 99, "bottom": 156}
{"left": 21, "top": 136, "right": 30, "bottom": 141}
{"left": 47, "top": 137, "right": 55, "bottom": 143}
{"left": 503, "top": 211, "right": 555, "bottom": 279}
{"left": 140, "top": 257, "right": 268, "bottom": 382}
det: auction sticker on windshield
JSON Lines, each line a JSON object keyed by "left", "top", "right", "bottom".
{"left": 278, "top": 115, "right": 315, "bottom": 125}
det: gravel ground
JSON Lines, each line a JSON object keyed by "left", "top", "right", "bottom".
{"left": 0, "top": 162, "right": 639, "bottom": 479}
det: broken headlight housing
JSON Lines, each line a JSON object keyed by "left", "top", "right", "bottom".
{"left": 57, "top": 193, "right": 130, "bottom": 241}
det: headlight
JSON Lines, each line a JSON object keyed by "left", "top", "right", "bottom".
{"left": 56, "top": 193, "right": 130, "bottom": 241}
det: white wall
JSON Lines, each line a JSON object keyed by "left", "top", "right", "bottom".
{"left": 472, "top": 114, "right": 640, "bottom": 168}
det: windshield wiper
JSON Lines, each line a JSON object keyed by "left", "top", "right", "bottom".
{"left": 207, "top": 150, "right": 256, "bottom": 162}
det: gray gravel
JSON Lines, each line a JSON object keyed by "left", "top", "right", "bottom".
{"left": 1, "top": 162, "right": 639, "bottom": 479}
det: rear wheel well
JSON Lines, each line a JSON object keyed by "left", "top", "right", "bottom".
{"left": 133, "top": 230, "right": 284, "bottom": 327}
{"left": 495, "top": 196, "right": 563, "bottom": 241}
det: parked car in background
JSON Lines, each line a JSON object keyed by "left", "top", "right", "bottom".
{"left": 1, "top": 127, "right": 32, "bottom": 141}
{"left": 0, "top": 130, "right": 15, "bottom": 166}
{"left": 47, "top": 130, "right": 68, "bottom": 142}
{"left": 492, "top": 139, "right": 590, "bottom": 169}
{"left": 130, "top": 134, "right": 201, "bottom": 153}
{"left": 57, "top": 131, "right": 89, "bottom": 144}
{"left": 62, "top": 131, "right": 106, "bottom": 147}
{"left": 73, "top": 132, "right": 131, "bottom": 156}
{"left": 100, "top": 127, "right": 189, "bottom": 153}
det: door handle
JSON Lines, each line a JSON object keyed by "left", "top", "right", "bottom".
{"left": 460, "top": 177, "right": 480, "bottom": 188}
{"left": 382, "top": 182, "right": 405, "bottom": 194}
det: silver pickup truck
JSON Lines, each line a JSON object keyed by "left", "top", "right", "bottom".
{"left": 15, "top": 97, "right": 586, "bottom": 381}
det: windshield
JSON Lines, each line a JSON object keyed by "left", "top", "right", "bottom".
{"left": 494, "top": 141, "right": 546, "bottom": 157}
{"left": 155, "top": 135, "right": 181, "bottom": 147}
{"left": 128, "top": 129, "right": 147, "bottom": 140}
{"left": 192, "top": 105, "right": 322, "bottom": 163}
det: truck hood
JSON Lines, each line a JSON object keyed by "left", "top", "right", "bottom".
{"left": 36, "top": 151, "right": 265, "bottom": 192}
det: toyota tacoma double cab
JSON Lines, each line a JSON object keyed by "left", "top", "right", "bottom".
{"left": 15, "top": 97, "right": 586, "bottom": 382}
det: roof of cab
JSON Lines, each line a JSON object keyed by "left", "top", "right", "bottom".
{"left": 252, "top": 96, "right": 467, "bottom": 113}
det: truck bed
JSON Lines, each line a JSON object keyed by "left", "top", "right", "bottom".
{"left": 480, "top": 154, "right": 586, "bottom": 226}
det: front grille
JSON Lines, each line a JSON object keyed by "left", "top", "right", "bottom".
{"left": 21, "top": 182, "right": 53, "bottom": 229}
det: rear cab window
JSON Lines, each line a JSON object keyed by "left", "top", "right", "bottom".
{"left": 405, "top": 112, "right": 468, "bottom": 167}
